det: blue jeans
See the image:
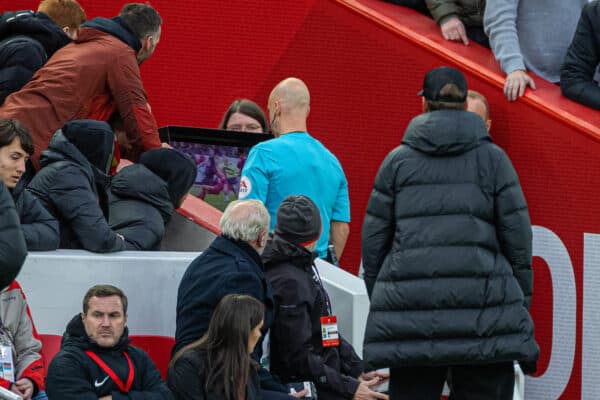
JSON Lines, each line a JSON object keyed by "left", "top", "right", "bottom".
{"left": 32, "top": 391, "right": 48, "bottom": 400}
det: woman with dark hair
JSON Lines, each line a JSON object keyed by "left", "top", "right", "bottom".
{"left": 0, "top": 118, "right": 58, "bottom": 250}
{"left": 219, "top": 99, "right": 268, "bottom": 133}
{"left": 168, "top": 294, "right": 265, "bottom": 400}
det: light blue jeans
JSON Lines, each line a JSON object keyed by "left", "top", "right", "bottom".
{"left": 32, "top": 391, "right": 48, "bottom": 400}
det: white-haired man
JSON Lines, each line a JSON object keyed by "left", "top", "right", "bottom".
{"left": 174, "top": 200, "right": 303, "bottom": 400}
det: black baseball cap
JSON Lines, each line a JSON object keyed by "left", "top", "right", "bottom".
{"left": 418, "top": 66, "right": 468, "bottom": 102}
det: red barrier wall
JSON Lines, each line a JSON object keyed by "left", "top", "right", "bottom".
{"left": 7, "top": 1, "right": 600, "bottom": 397}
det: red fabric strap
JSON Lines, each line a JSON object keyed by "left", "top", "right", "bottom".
{"left": 85, "top": 350, "right": 134, "bottom": 393}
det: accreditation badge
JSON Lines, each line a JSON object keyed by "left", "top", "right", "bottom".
{"left": 0, "top": 345, "right": 15, "bottom": 382}
{"left": 320, "top": 315, "right": 340, "bottom": 347}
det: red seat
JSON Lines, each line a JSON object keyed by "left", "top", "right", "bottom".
{"left": 39, "top": 334, "right": 62, "bottom": 377}
{"left": 130, "top": 335, "right": 175, "bottom": 380}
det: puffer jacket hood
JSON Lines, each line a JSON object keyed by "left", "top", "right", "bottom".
{"left": 80, "top": 17, "right": 141, "bottom": 53}
{"left": 139, "top": 149, "right": 197, "bottom": 207}
{"left": 111, "top": 164, "right": 173, "bottom": 221}
{"left": 262, "top": 233, "right": 316, "bottom": 272}
{"left": 62, "top": 314, "right": 130, "bottom": 353}
{"left": 0, "top": 10, "right": 71, "bottom": 57}
{"left": 402, "top": 110, "right": 490, "bottom": 156}
{"left": 41, "top": 120, "right": 114, "bottom": 180}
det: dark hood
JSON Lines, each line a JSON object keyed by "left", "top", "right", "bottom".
{"left": 402, "top": 110, "right": 491, "bottom": 156}
{"left": 262, "top": 233, "right": 316, "bottom": 272}
{"left": 80, "top": 17, "right": 141, "bottom": 53}
{"left": 62, "top": 120, "right": 115, "bottom": 174}
{"left": 111, "top": 164, "right": 173, "bottom": 221}
{"left": 62, "top": 314, "right": 130, "bottom": 353}
{"left": 0, "top": 10, "right": 71, "bottom": 57}
{"left": 139, "top": 149, "right": 197, "bottom": 207}
{"left": 40, "top": 121, "right": 114, "bottom": 189}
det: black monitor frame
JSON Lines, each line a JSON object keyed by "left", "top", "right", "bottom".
{"left": 159, "top": 126, "right": 272, "bottom": 147}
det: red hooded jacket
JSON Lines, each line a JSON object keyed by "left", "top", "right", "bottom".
{"left": 0, "top": 17, "right": 161, "bottom": 168}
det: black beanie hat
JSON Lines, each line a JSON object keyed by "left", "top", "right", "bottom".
{"left": 275, "top": 195, "right": 321, "bottom": 246}
{"left": 139, "top": 148, "right": 196, "bottom": 207}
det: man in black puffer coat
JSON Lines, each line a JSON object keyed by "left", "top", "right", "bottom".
{"left": 0, "top": 181, "right": 27, "bottom": 290}
{"left": 28, "top": 120, "right": 126, "bottom": 252}
{"left": 264, "top": 196, "right": 386, "bottom": 400}
{"left": 561, "top": 0, "right": 600, "bottom": 110}
{"left": 46, "top": 284, "right": 172, "bottom": 399}
{"left": 362, "top": 67, "right": 539, "bottom": 400}
{"left": 0, "top": 2, "right": 86, "bottom": 104}
{"left": 108, "top": 148, "right": 196, "bottom": 250}
{"left": 12, "top": 178, "right": 59, "bottom": 251}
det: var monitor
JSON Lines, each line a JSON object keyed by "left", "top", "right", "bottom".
{"left": 159, "top": 126, "right": 272, "bottom": 211}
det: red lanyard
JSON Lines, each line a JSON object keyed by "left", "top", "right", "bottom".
{"left": 85, "top": 350, "right": 135, "bottom": 393}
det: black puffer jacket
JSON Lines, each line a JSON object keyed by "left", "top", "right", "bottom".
{"left": 11, "top": 178, "right": 59, "bottom": 250}
{"left": 28, "top": 120, "right": 126, "bottom": 252}
{"left": 46, "top": 315, "right": 172, "bottom": 400}
{"left": 263, "top": 235, "right": 363, "bottom": 400}
{"left": 561, "top": 1, "right": 600, "bottom": 110}
{"left": 0, "top": 181, "right": 27, "bottom": 290}
{"left": 109, "top": 164, "right": 173, "bottom": 251}
{"left": 0, "top": 10, "right": 71, "bottom": 104}
{"left": 361, "top": 110, "right": 539, "bottom": 370}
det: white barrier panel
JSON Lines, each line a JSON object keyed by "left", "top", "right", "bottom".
{"left": 17, "top": 250, "right": 369, "bottom": 355}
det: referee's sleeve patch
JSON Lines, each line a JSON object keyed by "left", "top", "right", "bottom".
{"left": 238, "top": 175, "right": 252, "bottom": 199}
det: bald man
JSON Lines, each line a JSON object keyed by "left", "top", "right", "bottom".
{"left": 239, "top": 78, "right": 350, "bottom": 263}
{"left": 467, "top": 90, "right": 491, "bottom": 131}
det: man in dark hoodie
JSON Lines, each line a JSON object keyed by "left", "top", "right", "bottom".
{"left": 0, "top": 119, "right": 59, "bottom": 251}
{"left": 264, "top": 195, "right": 388, "bottom": 400}
{"left": 28, "top": 120, "right": 126, "bottom": 253}
{"left": 109, "top": 148, "right": 196, "bottom": 250}
{"left": 0, "top": 3, "right": 163, "bottom": 168}
{"left": 46, "top": 284, "right": 172, "bottom": 399}
{"left": 0, "top": 0, "right": 86, "bottom": 105}
{"left": 361, "top": 66, "right": 539, "bottom": 400}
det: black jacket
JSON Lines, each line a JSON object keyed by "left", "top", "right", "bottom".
{"left": 168, "top": 348, "right": 261, "bottom": 400}
{"left": 11, "top": 178, "right": 59, "bottom": 251}
{"left": 46, "top": 315, "right": 172, "bottom": 400}
{"left": 109, "top": 164, "right": 174, "bottom": 250}
{"left": 263, "top": 235, "right": 362, "bottom": 400}
{"left": 0, "top": 10, "right": 71, "bottom": 104}
{"left": 28, "top": 121, "right": 126, "bottom": 252}
{"left": 174, "top": 235, "right": 285, "bottom": 392}
{"left": 561, "top": 1, "right": 600, "bottom": 110}
{"left": 0, "top": 181, "right": 27, "bottom": 290}
{"left": 361, "top": 110, "right": 539, "bottom": 370}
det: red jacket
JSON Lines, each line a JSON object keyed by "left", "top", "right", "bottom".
{"left": 0, "top": 281, "right": 45, "bottom": 393}
{"left": 0, "top": 19, "right": 161, "bottom": 168}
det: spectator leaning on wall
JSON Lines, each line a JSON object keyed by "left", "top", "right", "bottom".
{"left": 561, "top": 0, "right": 600, "bottom": 110}
{"left": 484, "top": 0, "right": 586, "bottom": 101}
{"left": 425, "top": 0, "right": 488, "bottom": 47}
{"left": 0, "top": 2, "right": 163, "bottom": 169}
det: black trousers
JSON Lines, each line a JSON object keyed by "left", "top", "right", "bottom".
{"left": 389, "top": 362, "right": 514, "bottom": 400}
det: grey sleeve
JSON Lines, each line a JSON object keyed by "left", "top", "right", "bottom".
{"left": 484, "top": 0, "right": 526, "bottom": 74}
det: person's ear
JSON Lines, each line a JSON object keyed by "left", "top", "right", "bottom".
{"left": 486, "top": 119, "right": 492, "bottom": 132}
{"left": 80, "top": 312, "right": 86, "bottom": 321}
{"left": 422, "top": 98, "right": 428, "bottom": 112}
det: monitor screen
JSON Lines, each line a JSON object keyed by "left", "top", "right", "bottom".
{"left": 159, "top": 126, "right": 272, "bottom": 211}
